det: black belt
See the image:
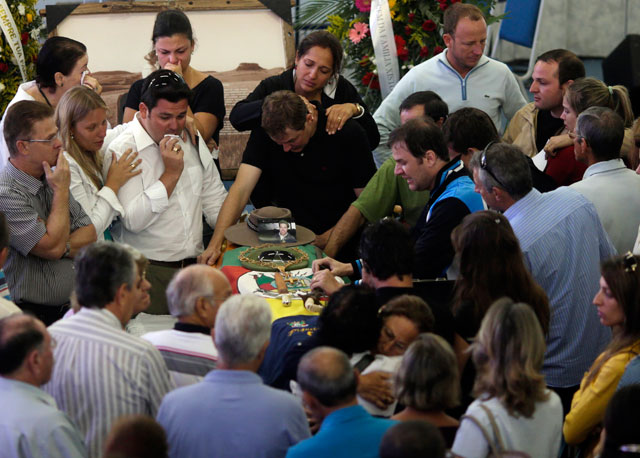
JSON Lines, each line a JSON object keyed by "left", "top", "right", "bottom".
{"left": 148, "top": 258, "right": 197, "bottom": 269}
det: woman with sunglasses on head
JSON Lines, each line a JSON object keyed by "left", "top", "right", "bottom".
{"left": 57, "top": 86, "right": 141, "bottom": 240}
{"left": 123, "top": 9, "right": 224, "bottom": 147}
{"left": 229, "top": 30, "right": 379, "bottom": 149}
{"left": 451, "top": 298, "right": 563, "bottom": 458}
{"left": 563, "top": 253, "right": 640, "bottom": 453}
{"left": 0, "top": 36, "right": 101, "bottom": 167}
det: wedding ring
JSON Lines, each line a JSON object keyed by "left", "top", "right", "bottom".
{"left": 172, "top": 146, "right": 180, "bottom": 152}
{"left": 130, "top": 163, "right": 136, "bottom": 168}
{"left": 338, "top": 116, "right": 342, "bottom": 121}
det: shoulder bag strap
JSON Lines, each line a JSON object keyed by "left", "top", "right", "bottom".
{"left": 478, "top": 403, "right": 507, "bottom": 452}
{"left": 460, "top": 413, "right": 501, "bottom": 457}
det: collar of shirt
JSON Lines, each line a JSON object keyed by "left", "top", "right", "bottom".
{"left": 204, "top": 369, "right": 262, "bottom": 385}
{"left": 320, "top": 405, "right": 370, "bottom": 431}
{"left": 76, "top": 307, "right": 123, "bottom": 330}
{"left": 131, "top": 113, "right": 161, "bottom": 152}
{"left": 504, "top": 188, "right": 541, "bottom": 220}
{"left": 5, "top": 160, "right": 44, "bottom": 195}
{"left": 174, "top": 322, "right": 210, "bottom": 335}
{"left": 0, "top": 376, "right": 58, "bottom": 408}
{"left": 437, "top": 49, "right": 490, "bottom": 77}
{"left": 583, "top": 158, "right": 627, "bottom": 179}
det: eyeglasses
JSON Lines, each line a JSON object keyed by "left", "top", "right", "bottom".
{"left": 146, "top": 71, "right": 185, "bottom": 92}
{"left": 18, "top": 133, "right": 60, "bottom": 144}
{"left": 480, "top": 141, "right": 509, "bottom": 191}
{"left": 623, "top": 252, "right": 637, "bottom": 272}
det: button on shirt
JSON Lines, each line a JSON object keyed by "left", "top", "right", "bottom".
{"left": 105, "top": 115, "right": 227, "bottom": 262}
{"left": 44, "top": 307, "right": 174, "bottom": 458}
{"left": 0, "top": 377, "right": 86, "bottom": 458}
{"left": 0, "top": 161, "right": 92, "bottom": 305}
{"left": 504, "top": 188, "right": 616, "bottom": 387}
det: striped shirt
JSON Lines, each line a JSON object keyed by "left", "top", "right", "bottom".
{"left": 44, "top": 307, "right": 174, "bottom": 458}
{"left": 142, "top": 323, "right": 218, "bottom": 387}
{"left": 0, "top": 161, "right": 92, "bottom": 305}
{"left": 505, "top": 188, "right": 616, "bottom": 388}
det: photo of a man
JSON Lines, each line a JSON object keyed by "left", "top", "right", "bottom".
{"left": 277, "top": 221, "right": 297, "bottom": 243}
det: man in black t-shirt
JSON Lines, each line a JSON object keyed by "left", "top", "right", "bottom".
{"left": 502, "top": 49, "right": 585, "bottom": 156}
{"left": 205, "top": 90, "right": 376, "bottom": 265}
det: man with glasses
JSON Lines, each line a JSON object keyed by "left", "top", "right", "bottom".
{"left": 44, "top": 241, "right": 173, "bottom": 458}
{"left": 0, "top": 100, "right": 96, "bottom": 325}
{"left": 142, "top": 264, "right": 232, "bottom": 387}
{"left": 469, "top": 142, "right": 616, "bottom": 415}
{"left": 106, "top": 69, "right": 227, "bottom": 314}
{"left": 0, "top": 313, "right": 86, "bottom": 457}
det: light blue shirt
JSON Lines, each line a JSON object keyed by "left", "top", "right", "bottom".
{"left": 618, "top": 354, "right": 640, "bottom": 389}
{"left": 0, "top": 377, "right": 86, "bottom": 458}
{"left": 286, "top": 405, "right": 396, "bottom": 458}
{"left": 505, "top": 187, "right": 616, "bottom": 387}
{"left": 372, "top": 50, "right": 526, "bottom": 167}
{"left": 570, "top": 158, "right": 640, "bottom": 255}
{"left": 157, "top": 370, "right": 310, "bottom": 458}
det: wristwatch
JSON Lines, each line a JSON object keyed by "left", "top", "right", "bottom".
{"left": 62, "top": 241, "right": 71, "bottom": 258}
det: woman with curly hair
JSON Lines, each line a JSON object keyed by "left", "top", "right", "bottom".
{"left": 452, "top": 298, "right": 563, "bottom": 457}
{"left": 451, "top": 210, "right": 550, "bottom": 341}
{"left": 564, "top": 253, "right": 640, "bottom": 451}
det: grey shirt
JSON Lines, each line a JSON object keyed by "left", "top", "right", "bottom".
{"left": 0, "top": 161, "right": 91, "bottom": 305}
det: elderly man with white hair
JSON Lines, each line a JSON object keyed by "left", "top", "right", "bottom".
{"left": 156, "top": 294, "right": 310, "bottom": 458}
{"left": 142, "top": 265, "right": 232, "bottom": 387}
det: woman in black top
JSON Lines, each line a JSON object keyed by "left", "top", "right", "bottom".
{"left": 229, "top": 30, "right": 379, "bottom": 150}
{"left": 123, "top": 9, "right": 225, "bottom": 146}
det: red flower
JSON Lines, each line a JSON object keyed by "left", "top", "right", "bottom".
{"left": 394, "top": 35, "right": 409, "bottom": 61}
{"left": 404, "top": 25, "right": 412, "bottom": 36}
{"left": 362, "top": 72, "right": 380, "bottom": 90}
{"left": 422, "top": 20, "right": 436, "bottom": 32}
{"left": 434, "top": 45, "right": 444, "bottom": 55}
{"left": 439, "top": 2, "right": 448, "bottom": 11}
{"left": 394, "top": 35, "right": 406, "bottom": 48}
{"left": 450, "top": 0, "right": 461, "bottom": 3}
{"left": 0, "top": 62, "right": 8, "bottom": 73}
{"left": 20, "top": 32, "right": 29, "bottom": 45}
{"left": 420, "top": 46, "right": 430, "bottom": 57}
{"left": 408, "top": 12, "right": 415, "bottom": 23}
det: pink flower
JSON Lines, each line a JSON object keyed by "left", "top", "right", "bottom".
{"left": 349, "top": 22, "right": 369, "bottom": 44}
{"left": 355, "top": 0, "right": 371, "bottom": 13}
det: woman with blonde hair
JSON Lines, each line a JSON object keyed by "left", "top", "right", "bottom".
{"left": 451, "top": 298, "right": 563, "bottom": 458}
{"left": 564, "top": 253, "right": 640, "bottom": 451}
{"left": 392, "top": 333, "right": 460, "bottom": 447}
{"left": 56, "top": 86, "right": 140, "bottom": 239}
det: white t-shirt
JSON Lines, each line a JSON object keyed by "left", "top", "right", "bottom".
{"left": 0, "top": 81, "right": 37, "bottom": 169}
{"left": 452, "top": 391, "right": 563, "bottom": 458}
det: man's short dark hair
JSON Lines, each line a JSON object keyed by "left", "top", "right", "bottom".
{"left": 388, "top": 117, "right": 448, "bottom": 161}
{"left": 443, "top": 3, "right": 484, "bottom": 36}
{"left": 0, "top": 315, "right": 44, "bottom": 375}
{"left": 379, "top": 421, "right": 447, "bottom": 458}
{"left": 315, "top": 285, "right": 381, "bottom": 355}
{"left": 360, "top": 219, "right": 413, "bottom": 281}
{"left": 469, "top": 143, "right": 533, "bottom": 200}
{"left": 3, "top": 101, "right": 54, "bottom": 158}
{"left": 261, "top": 90, "right": 308, "bottom": 138}
{"left": 399, "top": 91, "right": 449, "bottom": 122}
{"left": 297, "top": 347, "right": 357, "bottom": 407}
{"left": 443, "top": 107, "right": 499, "bottom": 156}
{"left": 536, "top": 49, "right": 585, "bottom": 85}
{"left": 577, "top": 106, "right": 625, "bottom": 161}
{"left": 140, "top": 69, "right": 191, "bottom": 112}
{"left": 74, "top": 242, "right": 136, "bottom": 309}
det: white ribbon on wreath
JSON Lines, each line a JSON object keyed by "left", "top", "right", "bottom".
{"left": 369, "top": 0, "right": 399, "bottom": 98}
{"left": 0, "top": 0, "right": 28, "bottom": 82}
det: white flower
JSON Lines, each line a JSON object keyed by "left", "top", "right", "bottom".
{"left": 373, "top": 69, "right": 378, "bottom": 75}
{"left": 0, "top": 83, "right": 5, "bottom": 93}
{"left": 17, "top": 4, "right": 25, "bottom": 15}
{"left": 30, "top": 29, "right": 39, "bottom": 40}
{"left": 10, "top": 56, "right": 17, "bottom": 65}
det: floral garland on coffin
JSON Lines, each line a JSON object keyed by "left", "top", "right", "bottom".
{"left": 0, "top": 0, "right": 45, "bottom": 114}
{"left": 298, "top": 0, "right": 500, "bottom": 111}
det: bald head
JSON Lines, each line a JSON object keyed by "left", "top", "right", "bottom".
{"left": 166, "top": 265, "right": 231, "bottom": 326}
{"left": 297, "top": 346, "right": 357, "bottom": 407}
{"left": 0, "top": 314, "right": 53, "bottom": 385}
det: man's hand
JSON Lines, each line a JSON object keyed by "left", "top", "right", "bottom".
{"left": 197, "top": 244, "right": 221, "bottom": 266}
{"left": 43, "top": 152, "right": 70, "bottom": 193}
{"left": 159, "top": 137, "right": 184, "bottom": 176}
{"left": 310, "top": 269, "right": 343, "bottom": 295}
{"left": 357, "top": 371, "right": 394, "bottom": 409}
{"left": 313, "top": 228, "right": 332, "bottom": 250}
{"left": 312, "top": 256, "right": 354, "bottom": 276}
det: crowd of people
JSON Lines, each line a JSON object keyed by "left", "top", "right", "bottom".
{"left": 0, "top": 2, "right": 640, "bottom": 457}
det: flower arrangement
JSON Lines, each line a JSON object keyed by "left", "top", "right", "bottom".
{"left": 299, "top": 0, "right": 500, "bottom": 110}
{"left": 0, "top": 0, "right": 45, "bottom": 114}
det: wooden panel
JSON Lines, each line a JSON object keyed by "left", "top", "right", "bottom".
{"left": 68, "top": 0, "right": 293, "bottom": 15}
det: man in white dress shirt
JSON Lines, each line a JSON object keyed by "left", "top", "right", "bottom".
{"left": 106, "top": 70, "right": 228, "bottom": 314}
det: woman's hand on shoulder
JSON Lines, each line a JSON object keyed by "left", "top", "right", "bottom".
{"left": 105, "top": 149, "right": 142, "bottom": 193}
{"left": 325, "top": 103, "right": 359, "bottom": 135}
